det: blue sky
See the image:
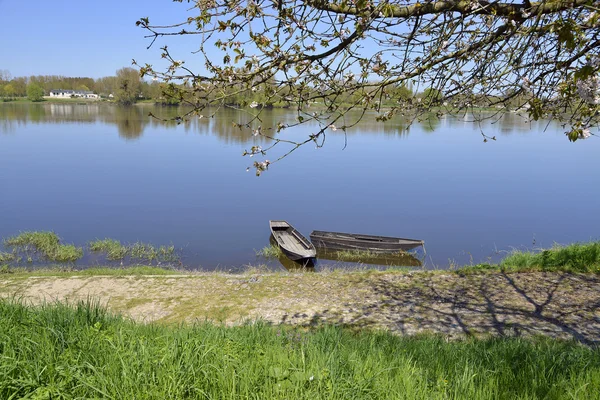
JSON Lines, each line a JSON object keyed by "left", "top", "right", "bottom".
{"left": 0, "top": 0, "right": 202, "bottom": 78}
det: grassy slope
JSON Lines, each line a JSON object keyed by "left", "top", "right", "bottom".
{"left": 499, "top": 242, "right": 600, "bottom": 272}
{"left": 1, "top": 299, "right": 599, "bottom": 399}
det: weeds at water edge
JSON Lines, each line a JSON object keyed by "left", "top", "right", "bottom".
{"left": 3, "top": 231, "right": 83, "bottom": 262}
{"left": 255, "top": 245, "right": 283, "bottom": 259}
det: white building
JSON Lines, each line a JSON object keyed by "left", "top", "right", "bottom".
{"left": 49, "top": 89, "right": 99, "bottom": 99}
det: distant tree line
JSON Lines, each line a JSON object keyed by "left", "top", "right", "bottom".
{"left": 0, "top": 68, "right": 179, "bottom": 105}
{"left": 0, "top": 67, "right": 527, "bottom": 110}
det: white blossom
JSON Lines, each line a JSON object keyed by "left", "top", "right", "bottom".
{"left": 580, "top": 127, "right": 592, "bottom": 139}
{"left": 576, "top": 75, "right": 600, "bottom": 105}
{"left": 521, "top": 76, "right": 531, "bottom": 93}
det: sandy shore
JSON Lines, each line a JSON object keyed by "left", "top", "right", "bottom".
{"left": 2, "top": 271, "right": 599, "bottom": 344}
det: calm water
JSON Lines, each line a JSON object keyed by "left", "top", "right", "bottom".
{"left": 0, "top": 103, "right": 598, "bottom": 270}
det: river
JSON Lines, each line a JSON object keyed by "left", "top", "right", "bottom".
{"left": 0, "top": 102, "right": 597, "bottom": 271}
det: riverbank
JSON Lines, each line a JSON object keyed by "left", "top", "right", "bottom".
{"left": 3, "top": 246, "right": 600, "bottom": 398}
{"left": 2, "top": 268, "right": 598, "bottom": 344}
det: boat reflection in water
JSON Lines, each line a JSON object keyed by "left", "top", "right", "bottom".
{"left": 270, "top": 237, "right": 422, "bottom": 271}
{"left": 315, "top": 248, "right": 423, "bottom": 268}
{"left": 269, "top": 235, "right": 316, "bottom": 271}
{"left": 275, "top": 254, "right": 317, "bottom": 271}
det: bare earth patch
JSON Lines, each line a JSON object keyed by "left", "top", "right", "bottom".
{"left": 2, "top": 271, "right": 599, "bottom": 344}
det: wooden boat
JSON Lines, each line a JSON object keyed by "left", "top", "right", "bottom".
{"left": 269, "top": 235, "right": 316, "bottom": 271}
{"left": 310, "top": 230, "right": 424, "bottom": 253}
{"left": 269, "top": 220, "right": 317, "bottom": 261}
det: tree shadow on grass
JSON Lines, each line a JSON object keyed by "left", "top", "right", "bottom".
{"left": 281, "top": 272, "right": 600, "bottom": 345}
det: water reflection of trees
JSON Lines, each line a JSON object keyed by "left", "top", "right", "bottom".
{"left": 0, "top": 103, "right": 561, "bottom": 142}
{"left": 444, "top": 110, "right": 551, "bottom": 136}
{"left": 417, "top": 113, "right": 441, "bottom": 133}
{"left": 114, "top": 107, "right": 144, "bottom": 140}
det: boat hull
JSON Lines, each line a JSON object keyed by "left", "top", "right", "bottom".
{"left": 310, "top": 231, "right": 423, "bottom": 253}
{"left": 270, "top": 220, "right": 317, "bottom": 261}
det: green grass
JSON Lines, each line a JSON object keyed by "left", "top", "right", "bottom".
{"left": 500, "top": 242, "right": 600, "bottom": 273}
{"left": 452, "top": 242, "right": 600, "bottom": 275}
{"left": 0, "top": 251, "right": 16, "bottom": 263}
{"left": 0, "top": 265, "right": 178, "bottom": 277}
{"left": 0, "top": 299, "right": 598, "bottom": 399}
{"left": 129, "top": 241, "right": 177, "bottom": 262}
{"left": 3, "top": 231, "right": 83, "bottom": 262}
{"left": 88, "top": 238, "right": 178, "bottom": 263}
{"left": 255, "top": 244, "right": 284, "bottom": 259}
{"left": 77, "top": 266, "right": 178, "bottom": 276}
{"left": 89, "top": 238, "right": 128, "bottom": 260}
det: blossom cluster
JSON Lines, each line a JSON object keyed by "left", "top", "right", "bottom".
{"left": 576, "top": 75, "right": 600, "bottom": 105}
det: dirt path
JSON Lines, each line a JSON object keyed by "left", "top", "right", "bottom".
{"left": 2, "top": 271, "right": 599, "bottom": 344}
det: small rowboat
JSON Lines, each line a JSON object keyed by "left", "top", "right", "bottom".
{"left": 310, "top": 230, "right": 424, "bottom": 253}
{"left": 270, "top": 220, "right": 317, "bottom": 261}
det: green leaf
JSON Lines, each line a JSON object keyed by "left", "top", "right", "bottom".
{"left": 556, "top": 20, "right": 577, "bottom": 51}
{"left": 574, "top": 65, "right": 594, "bottom": 81}
{"left": 528, "top": 98, "right": 544, "bottom": 120}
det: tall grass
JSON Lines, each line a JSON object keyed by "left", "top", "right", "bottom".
{"left": 1, "top": 300, "right": 598, "bottom": 399}
{"left": 500, "top": 242, "right": 600, "bottom": 273}
{"left": 3, "top": 231, "right": 83, "bottom": 262}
